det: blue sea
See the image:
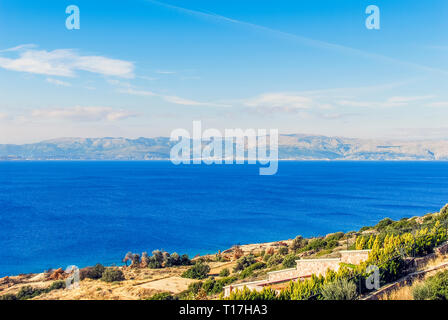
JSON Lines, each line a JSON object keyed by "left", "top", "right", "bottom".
{"left": 1, "top": 161, "right": 448, "bottom": 276}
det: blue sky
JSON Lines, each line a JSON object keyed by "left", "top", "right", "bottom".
{"left": 0, "top": 0, "right": 447, "bottom": 143}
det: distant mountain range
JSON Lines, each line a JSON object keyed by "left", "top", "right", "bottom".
{"left": 1, "top": 135, "right": 448, "bottom": 160}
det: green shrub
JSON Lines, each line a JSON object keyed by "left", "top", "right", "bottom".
{"left": 101, "top": 268, "right": 125, "bottom": 282}
{"left": 147, "top": 292, "right": 177, "bottom": 300}
{"left": 81, "top": 263, "right": 105, "bottom": 280}
{"left": 325, "top": 239, "right": 339, "bottom": 250}
{"left": 0, "top": 294, "right": 17, "bottom": 300}
{"left": 263, "top": 253, "right": 272, "bottom": 262}
{"left": 321, "top": 278, "right": 358, "bottom": 300}
{"left": 202, "top": 278, "right": 216, "bottom": 293}
{"left": 413, "top": 270, "right": 448, "bottom": 300}
{"left": 359, "top": 226, "right": 372, "bottom": 232}
{"left": 304, "top": 238, "right": 328, "bottom": 252}
{"left": 224, "top": 286, "right": 278, "bottom": 300}
{"left": 326, "top": 232, "right": 344, "bottom": 242}
{"left": 266, "top": 254, "right": 284, "bottom": 267}
{"left": 278, "top": 247, "right": 289, "bottom": 255}
{"left": 187, "top": 281, "right": 203, "bottom": 294}
{"left": 192, "top": 276, "right": 237, "bottom": 295}
{"left": 239, "top": 262, "right": 266, "bottom": 279}
{"left": 47, "top": 280, "right": 66, "bottom": 291}
{"left": 234, "top": 254, "right": 256, "bottom": 272}
{"left": 182, "top": 262, "right": 210, "bottom": 280}
{"left": 219, "top": 268, "right": 230, "bottom": 277}
{"left": 290, "top": 236, "right": 308, "bottom": 251}
{"left": 282, "top": 253, "right": 298, "bottom": 268}
{"left": 376, "top": 218, "right": 394, "bottom": 231}
{"left": 16, "top": 286, "right": 44, "bottom": 300}
{"left": 211, "top": 276, "right": 238, "bottom": 294}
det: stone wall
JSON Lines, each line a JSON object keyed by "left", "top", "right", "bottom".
{"left": 340, "top": 250, "right": 371, "bottom": 265}
{"left": 295, "top": 258, "right": 341, "bottom": 277}
{"left": 435, "top": 241, "right": 448, "bottom": 255}
{"left": 267, "top": 268, "right": 298, "bottom": 282}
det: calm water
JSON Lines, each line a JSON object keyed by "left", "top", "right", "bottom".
{"left": 1, "top": 161, "right": 448, "bottom": 276}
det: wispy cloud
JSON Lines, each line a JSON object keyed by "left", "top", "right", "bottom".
{"left": 31, "top": 106, "right": 138, "bottom": 122}
{"left": 46, "top": 78, "right": 72, "bottom": 87}
{"left": 0, "top": 45, "right": 135, "bottom": 78}
{"left": 111, "top": 81, "right": 228, "bottom": 107}
{"left": 146, "top": 0, "right": 448, "bottom": 76}
{"left": 118, "top": 88, "right": 156, "bottom": 97}
{"left": 244, "top": 93, "right": 313, "bottom": 110}
{"left": 426, "top": 101, "right": 448, "bottom": 108}
{"left": 155, "top": 70, "right": 176, "bottom": 74}
{"left": 337, "top": 95, "right": 435, "bottom": 108}
{"left": 0, "top": 44, "right": 37, "bottom": 53}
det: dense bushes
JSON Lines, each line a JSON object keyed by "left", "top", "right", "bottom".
{"left": 81, "top": 263, "right": 105, "bottom": 280}
{"left": 298, "top": 237, "right": 339, "bottom": 253}
{"left": 266, "top": 254, "right": 284, "bottom": 267}
{"left": 320, "top": 278, "right": 357, "bottom": 300}
{"left": 0, "top": 293, "right": 17, "bottom": 300}
{"left": 225, "top": 286, "right": 278, "bottom": 300}
{"left": 290, "top": 236, "right": 308, "bottom": 251}
{"left": 189, "top": 276, "right": 238, "bottom": 296}
{"left": 16, "top": 286, "right": 45, "bottom": 300}
{"left": 219, "top": 268, "right": 230, "bottom": 277}
{"left": 239, "top": 262, "right": 266, "bottom": 279}
{"left": 101, "top": 268, "right": 125, "bottom": 282}
{"left": 123, "top": 250, "right": 192, "bottom": 269}
{"left": 234, "top": 254, "right": 256, "bottom": 272}
{"left": 282, "top": 253, "right": 299, "bottom": 268}
{"left": 182, "top": 262, "right": 210, "bottom": 279}
{"left": 413, "top": 270, "right": 448, "bottom": 300}
{"left": 0, "top": 280, "right": 66, "bottom": 300}
{"left": 222, "top": 205, "right": 448, "bottom": 301}
{"left": 143, "top": 250, "right": 192, "bottom": 269}
{"left": 147, "top": 292, "right": 178, "bottom": 300}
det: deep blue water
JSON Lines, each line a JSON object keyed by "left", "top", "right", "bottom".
{"left": 1, "top": 161, "right": 448, "bottom": 276}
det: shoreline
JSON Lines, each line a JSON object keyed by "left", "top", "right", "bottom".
{"left": 0, "top": 213, "right": 426, "bottom": 279}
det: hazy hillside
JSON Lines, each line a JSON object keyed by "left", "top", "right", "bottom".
{"left": 1, "top": 135, "right": 448, "bottom": 160}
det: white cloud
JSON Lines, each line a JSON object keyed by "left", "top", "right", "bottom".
{"left": 31, "top": 106, "right": 137, "bottom": 122}
{"left": 0, "top": 112, "right": 8, "bottom": 120}
{"left": 118, "top": 88, "right": 156, "bottom": 97}
{"left": 244, "top": 93, "right": 313, "bottom": 110}
{"left": 387, "top": 95, "right": 435, "bottom": 103}
{"left": 0, "top": 46, "right": 134, "bottom": 78}
{"left": 337, "top": 95, "right": 436, "bottom": 108}
{"left": 162, "top": 95, "right": 224, "bottom": 106}
{"left": 115, "top": 83, "right": 227, "bottom": 107}
{"left": 426, "top": 101, "right": 448, "bottom": 108}
{"left": 0, "top": 44, "right": 37, "bottom": 53}
{"left": 46, "top": 78, "right": 72, "bottom": 87}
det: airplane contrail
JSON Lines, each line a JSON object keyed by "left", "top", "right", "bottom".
{"left": 146, "top": 0, "right": 448, "bottom": 76}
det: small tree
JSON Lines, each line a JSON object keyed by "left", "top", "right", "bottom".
{"left": 234, "top": 254, "right": 256, "bottom": 272}
{"left": 219, "top": 268, "right": 230, "bottom": 277}
{"left": 290, "top": 236, "right": 308, "bottom": 251}
{"left": 182, "top": 262, "right": 210, "bottom": 280}
{"left": 131, "top": 253, "right": 141, "bottom": 267}
{"left": 101, "top": 268, "right": 125, "bottom": 282}
{"left": 282, "top": 253, "right": 298, "bottom": 268}
{"left": 122, "top": 252, "right": 134, "bottom": 267}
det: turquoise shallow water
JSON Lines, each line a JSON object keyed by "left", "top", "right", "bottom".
{"left": 1, "top": 161, "right": 448, "bottom": 276}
